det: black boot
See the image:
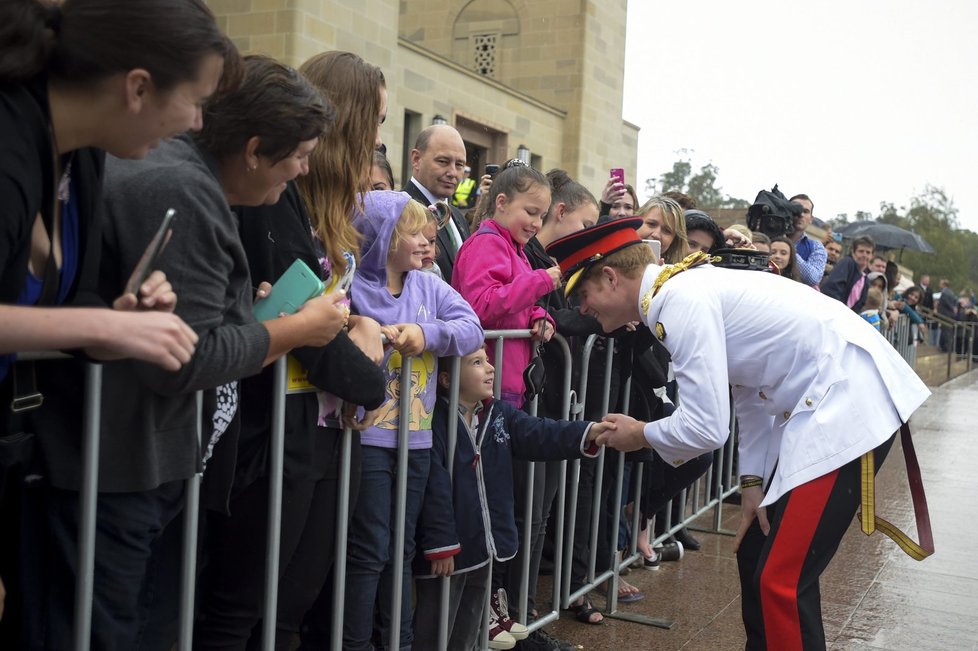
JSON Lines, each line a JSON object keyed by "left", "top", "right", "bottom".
{"left": 672, "top": 527, "right": 701, "bottom": 551}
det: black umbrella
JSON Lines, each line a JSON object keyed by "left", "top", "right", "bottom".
{"left": 835, "top": 220, "right": 935, "bottom": 253}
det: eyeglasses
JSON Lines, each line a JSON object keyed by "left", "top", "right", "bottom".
{"left": 503, "top": 158, "right": 528, "bottom": 170}
{"left": 427, "top": 201, "right": 452, "bottom": 229}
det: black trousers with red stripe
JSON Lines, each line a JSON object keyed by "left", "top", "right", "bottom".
{"left": 736, "top": 434, "right": 895, "bottom": 651}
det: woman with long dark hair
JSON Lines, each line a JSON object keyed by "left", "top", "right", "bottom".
{"left": 0, "top": 0, "right": 243, "bottom": 371}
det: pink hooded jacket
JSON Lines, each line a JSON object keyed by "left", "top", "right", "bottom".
{"left": 452, "top": 219, "right": 556, "bottom": 404}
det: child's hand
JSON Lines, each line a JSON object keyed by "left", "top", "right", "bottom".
{"left": 431, "top": 557, "right": 454, "bottom": 577}
{"left": 546, "top": 265, "right": 562, "bottom": 289}
{"left": 595, "top": 413, "right": 649, "bottom": 452}
{"left": 386, "top": 323, "right": 426, "bottom": 357}
{"left": 530, "top": 318, "right": 554, "bottom": 342}
{"left": 587, "top": 420, "right": 614, "bottom": 442}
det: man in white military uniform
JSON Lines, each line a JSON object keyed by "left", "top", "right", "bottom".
{"left": 545, "top": 217, "right": 932, "bottom": 651}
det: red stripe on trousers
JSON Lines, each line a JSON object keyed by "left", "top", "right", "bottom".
{"left": 759, "top": 469, "right": 839, "bottom": 651}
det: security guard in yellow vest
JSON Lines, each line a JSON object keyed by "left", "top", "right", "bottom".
{"left": 452, "top": 166, "right": 476, "bottom": 209}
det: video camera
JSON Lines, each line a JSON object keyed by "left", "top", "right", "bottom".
{"left": 711, "top": 247, "right": 775, "bottom": 273}
{"left": 746, "top": 184, "right": 801, "bottom": 239}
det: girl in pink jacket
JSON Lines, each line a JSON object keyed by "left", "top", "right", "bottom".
{"left": 452, "top": 161, "right": 561, "bottom": 406}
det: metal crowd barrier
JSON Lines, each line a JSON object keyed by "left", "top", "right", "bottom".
{"left": 919, "top": 308, "right": 976, "bottom": 376}
{"left": 62, "top": 326, "right": 742, "bottom": 651}
{"left": 884, "top": 313, "right": 916, "bottom": 367}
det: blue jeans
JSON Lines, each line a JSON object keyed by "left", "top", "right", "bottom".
{"left": 343, "top": 445, "right": 430, "bottom": 651}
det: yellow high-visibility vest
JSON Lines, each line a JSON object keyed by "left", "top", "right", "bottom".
{"left": 453, "top": 177, "right": 476, "bottom": 208}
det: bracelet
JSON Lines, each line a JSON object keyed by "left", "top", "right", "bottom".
{"left": 740, "top": 478, "right": 763, "bottom": 489}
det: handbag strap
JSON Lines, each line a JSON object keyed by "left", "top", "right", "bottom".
{"left": 9, "top": 85, "right": 64, "bottom": 414}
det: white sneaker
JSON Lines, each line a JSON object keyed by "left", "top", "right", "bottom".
{"left": 491, "top": 587, "right": 529, "bottom": 640}
{"left": 488, "top": 608, "right": 517, "bottom": 649}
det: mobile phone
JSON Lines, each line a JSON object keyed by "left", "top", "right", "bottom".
{"left": 324, "top": 251, "right": 356, "bottom": 294}
{"left": 253, "top": 258, "right": 326, "bottom": 322}
{"left": 125, "top": 208, "right": 176, "bottom": 296}
{"left": 485, "top": 164, "right": 500, "bottom": 177}
{"left": 643, "top": 239, "right": 662, "bottom": 261}
{"left": 610, "top": 167, "right": 625, "bottom": 186}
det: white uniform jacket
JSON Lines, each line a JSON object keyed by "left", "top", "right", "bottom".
{"left": 638, "top": 264, "right": 930, "bottom": 507}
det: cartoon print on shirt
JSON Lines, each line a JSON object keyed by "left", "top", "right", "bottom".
{"left": 373, "top": 349, "right": 437, "bottom": 431}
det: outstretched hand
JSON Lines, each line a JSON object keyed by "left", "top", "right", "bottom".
{"left": 587, "top": 420, "right": 614, "bottom": 442}
{"left": 595, "top": 413, "right": 648, "bottom": 452}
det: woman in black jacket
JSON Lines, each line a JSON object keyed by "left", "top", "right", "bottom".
{"left": 0, "top": 0, "right": 237, "bottom": 373}
{"left": 0, "top": 1, "right": 235, "bottom": 645}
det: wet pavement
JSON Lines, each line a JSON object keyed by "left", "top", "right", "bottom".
{"left": 541, "top": 370, "right": 978, "bottom": 650}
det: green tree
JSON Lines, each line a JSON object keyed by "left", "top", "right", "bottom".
{"left": 873, "top": 185, "right": 977, "bottom": 290}
{"left": 646, "top": 152, "right": 749, "bottom": 209}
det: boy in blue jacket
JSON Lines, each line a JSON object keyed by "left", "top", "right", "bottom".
{"left": 412, "top": 346, "right": 608, "bottom": 650}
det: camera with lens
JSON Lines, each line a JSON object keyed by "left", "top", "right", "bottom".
{"left": 746, "top": 184, "right": 801, "bottom": 239}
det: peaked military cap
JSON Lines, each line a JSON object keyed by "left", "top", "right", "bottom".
{"left": 545, "top": 216, "right": 644, "bottom": 296}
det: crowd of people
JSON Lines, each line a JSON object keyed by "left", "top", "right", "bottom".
{"left": 0, "top": 2, "right": 943, "bottom": 651}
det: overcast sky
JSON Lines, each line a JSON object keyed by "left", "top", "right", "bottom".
{"left": 623, "top": 0, "right": 978, "bottom": 233}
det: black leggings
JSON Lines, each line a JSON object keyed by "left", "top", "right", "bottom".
{"left": 194, "top": 471, "right": 351, "bottom": 651}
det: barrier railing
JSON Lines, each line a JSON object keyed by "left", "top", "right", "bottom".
{"left": 919, "top": 307, "right": 976, "bottom": 376}
{"left": 52, "top": 326, "right": 742, "bottom": 651}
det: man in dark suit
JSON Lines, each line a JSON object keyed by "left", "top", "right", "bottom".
{"left": 918, "top": 274, "right": 934, "bottom": 310}
{"left": 402, "top": 125, "right": 471, "bottom": 279}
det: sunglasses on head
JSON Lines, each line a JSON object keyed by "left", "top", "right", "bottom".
{"left": 427, "top": 201, "right": 452, "bottom": 229}
{"left": 503, "top": 158, "right": 528, "bottom": 170}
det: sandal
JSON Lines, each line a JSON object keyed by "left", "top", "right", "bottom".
{"left": 617, "top": 577, "right": 645, "bottom": 603}
{"left": 569, "top": 597, "right": 604, "bottom": 625}
{"left": 595, "top": 579, "right": 646, "bottom": 604}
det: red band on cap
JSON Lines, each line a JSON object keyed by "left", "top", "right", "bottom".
{"left": 560, "top": 228, "right": 641, "bottom": 273}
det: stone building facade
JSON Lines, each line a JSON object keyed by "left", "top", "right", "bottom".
{"left": 207, "top": 0, "right": 638, "bottom": 193}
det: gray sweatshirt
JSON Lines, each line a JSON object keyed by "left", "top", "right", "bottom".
{"left": 35, "top": 135, "right": 269, "bottom": 492}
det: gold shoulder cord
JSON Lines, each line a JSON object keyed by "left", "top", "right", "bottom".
{"left": 640, "top": 251, "right": 715, "bottom": 315}
{"left": 859, "top": 441, "right": 934, "bottom": 561}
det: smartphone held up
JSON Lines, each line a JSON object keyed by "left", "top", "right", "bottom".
{"left": 643, "top": 239, "right": 661, "bottom": 261}
{"left": 610, "top": 167, "right": 625, "bottom": 187}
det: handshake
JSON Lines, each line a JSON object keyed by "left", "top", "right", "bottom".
{"left": 585, "top": 414, "right": 649, "bottom": 452}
